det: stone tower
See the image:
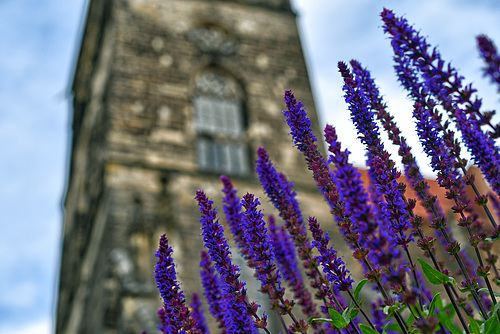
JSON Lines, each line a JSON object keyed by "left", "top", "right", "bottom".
{"left": 56, "top": 0, "right": 330, "bottom": 333}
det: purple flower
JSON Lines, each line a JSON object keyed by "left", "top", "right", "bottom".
{"left": 371, "top": 300, "right": 390, "bottom": 333}
{"left": 283, "top": 90, "right": 340, "bottom": 207}
{"left": 200, "top": 250, "right": 226, "bottom": 331}
{"left": 350, "top": 59, "right": 446, "bottom": 217}
{"left": 283, "top": 90, "right": 317, "bottom": 152}
{"left": 381, "top": 8, "right": 500, "bottom": 197}
{"left": 241, "top": 193, "right": 282, "bottom": 292}
{"left": 324, "top": 124, "right": 398, "bottom": 270}
{"left": 256, "top": 147, "right": 305, "bottom": 237}
{"left": 256, "top": 146, "right": 343, "bottom": 317}
{"left": 338, "top": 61, "right": 413, "bottom": 248}
{"left": 477, "top": 35, "right": 500, "bottom": 95}
{"left": 268, "top": 215, "right": 317, "bottom": 319}
{"left": 324, "top": 124, "right": 376, "bottom": 238}
{"left": 309, "top": 216, "right": 353, "bottom": 293}
{"left": 220, "top": 175, "right": 247, "bottom": 252}
{"left": 413, "top": 101, "right": 461, "bottom": 188}
{"left": 195, "top": 190, "right": 258, "bottom": 334}
{"left": 190, "top": 293, "right": 209, "bottom": 334}
{"left": 240, "top": 193, "right": 308, "bottom": 332}
{"left": 155, "top": 234, "right": 199, "bottom": 333}
{"left": 456, "top": 111, "right": 500, "bottom": 196}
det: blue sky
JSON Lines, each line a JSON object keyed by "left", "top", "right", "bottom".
{"left": 1, "top": 0, "right": 499, "bottom": 333}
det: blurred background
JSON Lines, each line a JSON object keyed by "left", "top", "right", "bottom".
{"left": 1, "top": 0, "right": 499, "bottom": 333}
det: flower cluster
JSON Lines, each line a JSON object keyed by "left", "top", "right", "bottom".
{"left": 148, "top": 8, "right": 500, "bottom": 334}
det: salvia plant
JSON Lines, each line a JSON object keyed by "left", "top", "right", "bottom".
{"left": 147, "top": 8, "right": 500, "bottom": 334}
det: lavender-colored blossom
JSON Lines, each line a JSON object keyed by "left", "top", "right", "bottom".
{"left": 324, "top": 124, "right": 375, "bottom": 238}
{"left": 200, "top": 250, "right": 226, "bottom": 331}
{"left": 190, "top": 293, "right": 209, "bottom": 334}
{"left": 220, "top": 175, "right": 247, "bottom": 252}
{"left": 350, "top": 59, "right": 448, "bottom": 221}
{"left": 256, "top": 147, "right": 330, "bottom": 314}
{"left": 195, "top": 191, "right": 258, "bottom": 334}
{"left": 283, "top": 90, "right": 340, "bottom": 208}
{"left": 413, "top": 101, "right": 461, "bottom": 188}
{"left": 157, "top": 308, "right": 173, "bottom": 334}
{"left": 477, "top": 35, "right": 500, "bottom": 93}
{"left": 256, "top": 140, "right": 343, "bottom": 322}
{"left": 241, "top": 193, "right": 282, "bottom": 292}
{"left": 324, "top": 124, "right": 397, "bottom": 269}
{"left": 338, "top": 61, "right": 413, "bottom": 248}
{"left": 256, "top": 147, "right": 305, "bottom": 236}
{"left": 489, "top": 193, "right": 500, "bottom": 221}
{"left": 381, "top": 8, "right": 500, "bottom": 196}
{"left": 456, "top": 110, "right": 500, "bottom": 196}
{"left": 368, "top": 37, "right": 486, "bottom": 241}
{"left": 268, "top": 215, "right": 317, "bottom": 319}
{"left": 371, "top": 300, "right": 390, "bottom": 333}
{"left": 155, "top": 234, "right": 199, "bottom": 333}
{"left": 309, "top": 216, "right": 353, "bottom": 293}
{"left": 241, "top": 193, "right": 310, "bottom": 333}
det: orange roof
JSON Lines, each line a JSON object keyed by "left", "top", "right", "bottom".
{"left": 355, "top": 166, "right": 498, "bottom": 229}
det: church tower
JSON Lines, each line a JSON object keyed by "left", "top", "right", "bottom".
{"left": 56, "top": 0, "right": 329, "bottom": 333}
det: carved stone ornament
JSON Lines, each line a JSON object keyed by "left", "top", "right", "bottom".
{"left": 187, "top": 27, "right": 237, "bottom": 55}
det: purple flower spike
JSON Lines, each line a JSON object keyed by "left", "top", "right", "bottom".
{"left": 241, "top": 193, "right": 282, "bottom": 292}
{"left": 200, "top": 250, "right": 226, "bottom": 331}
{"left": 338, "top": 61, "right": 413, "bottom": 248}
{"left": 381, "top": 8, "right": 500, "bottom": 195}
{"left": 309, "top": 216, "right": 354, "bottom": 293}
{"left": 324, "top": 124, "right": 376, "bottom": 238}
{"left": 456, "top": 110, "right": 500, "bottom": 196}
{"left": 220, "top": 175, "right": 246, "bottom": 252}
{"left": 240, "top": 193, "right": 306, "bottom": 331}
{"left": 190, "top": 293, "right": 209, "bottom": 334}
{"left": 268, "top": 216, "right": 317, "bottom": 319}
{"left": 256, "top": 147, "right": 305, "bottom": 236}
{"left": 155, "top": 234, "right": 199, "bottom": 333}
{"left": 283, "top": 90, "right": 317, "bottom": 152}
{"left": 195, "top": 190, "right": 258, "bottom": 334}
{"left": 350, "top": 59, "right": 454, "bottom": 248}
{"left": 283, "top": 90, "right": 340, "bottom": 208}
{"left": 413, "top": 101, "right": 461, "bottom": 188}
{"left": 477, "top": 35, "right": 500, "bottom": 93}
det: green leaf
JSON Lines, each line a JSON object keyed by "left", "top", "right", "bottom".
{"left": 309, "top": 317, "right": 334, "bottom": 324}
{"left": 354, "top": 279, "right": 369, "bottom": 302}
{"left": 428, "top": 293, "right": 442, "bottom": 318}
{"left": 469, "top": 317, "right": 481, "bottom": 334}
{"left": 484, "top": 236, "right": 500, "bottom": 243}
{"left": 437, "top": 308, "right": 462, "bottom": 334}
{"left": 358, "top": 324, "right": 380, "bottom": 334}
{"left": 349, "top": 308, "right": 360, "bottom": 319}
{"left": 406, "top": 313, "right": 415, "bottom": 326}
{"left": 342, "top": 307, "right": 352, "bottom": 324}
{"left": 484, "top": 314, "right": 499, "bottom": 334}
{"left": 490, "top": 299, "right": 500, "bottom": 318}
{"left": 478, "top": 288, "right": 500, "bottom": 297}
{"left": 417, "top": 258, "right": 455, "bottom": 285}
{"left": 383, "top": 304, "right": 401, "bottom": 315}
{"left": 327, "top": 308, "right": 349, "bottom": 329}
{"left": 384, "top": 323, "right": 401, "bottom": 331}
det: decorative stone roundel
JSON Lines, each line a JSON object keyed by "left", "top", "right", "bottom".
{"left": 187, "top": 26, "right": 237, "bottom": 55}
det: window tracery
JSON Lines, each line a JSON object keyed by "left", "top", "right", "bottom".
{"left": 193, "top": 71, "right": 249, "bottom": 175}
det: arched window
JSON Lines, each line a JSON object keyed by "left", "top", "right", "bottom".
{"left": 193, "top": 71, "right": 249, "bottom": 175}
